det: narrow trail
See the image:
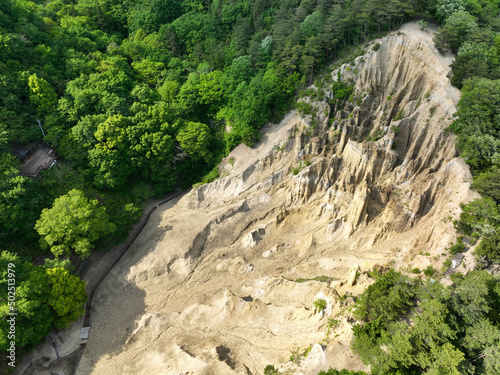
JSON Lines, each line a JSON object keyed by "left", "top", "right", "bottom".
{"left": 72, "top": 189, "right": 184, "bottom": 374}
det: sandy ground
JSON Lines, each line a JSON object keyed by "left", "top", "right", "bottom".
{"left": 75, "top": 22, "right": 476, "bottom": 375}
{"left": 16, "top": 21, "right": 479, "bottom": 375}
{"left": 12, "top": 195, "right": 186, "bottom": 375}
{"left": 399, "top": 21, "right": 460, "bottom": 104}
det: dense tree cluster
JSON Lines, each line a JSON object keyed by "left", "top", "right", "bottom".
{"left": 351, "top": 269, "right": 500, "bottom": 375}
{"left": 436, "top": 0, "right": 500, "bottom": 264}
{"left": 0, "top": 251, "right": 87, "bottom": 350}
{"left": 35, "top": 189, "right": 116, "bottom": 258}
{"left": 318, "top": 370, "right": 367, "bottom": 375}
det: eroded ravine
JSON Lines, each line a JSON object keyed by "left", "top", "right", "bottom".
{"left": 76, "top": 22, "right": 478, "bottom": 375}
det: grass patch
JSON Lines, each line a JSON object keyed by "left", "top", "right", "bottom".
{"left": 366, "top": 128, "right": 384, "bottom": 142}
{"left": 295, "top": 275, "right": 333, "bottom": 283}
{"left": 314, "top": 298, "right": 328, "bottom": 311}
{"left": 394, "top": 109, "right": 404, "bottom": 121}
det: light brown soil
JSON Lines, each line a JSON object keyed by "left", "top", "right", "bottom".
{"left": 16, "top": 21, "right": 479, "bottom": 375}
{"left": 73, "top": 22, "right": 477, "bottom": 375}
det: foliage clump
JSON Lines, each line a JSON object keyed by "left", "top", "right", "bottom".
{"left": 296, "top": 102, "right": 315, "bottom": 117}
{"left": 35, "top": 189, "right": 116, "bottom": 259}
{"left": 264, "top": 365, "right": 280, "bottom": 375}
{"left": 353, "top": 269, "right": 416, "bottom": 324}
{"left": 46, "top": 268, "right": 87, "bottom": 329}
{"left": 0, "top": 251, "right": 88, "bottom": 350}
{"left": 423, "top": 266, "right": 436, "bottom": 277}
{"left": 331, "top": 75, "right": 354, "bottom": 107}
{"left": 314, "top": 298, "right": 328, "bottom": 312}
{"left": 318, "top": 369, "right": 367, "bottom": 375}
{"left": 351, "top": 269, "right": 500, "bottom": 375}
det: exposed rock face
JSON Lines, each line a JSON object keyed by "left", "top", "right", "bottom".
{"left": 77, "top": 23, "right": 478, "bottom": 375}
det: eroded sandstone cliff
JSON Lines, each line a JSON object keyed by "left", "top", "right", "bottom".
{"left": 76, "top": 22, "right": 478, "bottom": 375}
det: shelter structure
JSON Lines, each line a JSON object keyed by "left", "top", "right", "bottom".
{"left": 13, "top": 142, "right": 56, "bottom": 177}
{"left": 451, "top": 253, "right": 465, "bottom": 269}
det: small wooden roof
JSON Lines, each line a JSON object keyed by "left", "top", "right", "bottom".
{"left": 451, "top": 253, "right": 464, "bottom": 262}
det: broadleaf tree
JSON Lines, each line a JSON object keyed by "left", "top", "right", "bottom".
{"left": 46, "top": 268, "right": 88, "bottom": 329}
{"left": 35, "top": 189, "right": 116, "bottom": 259}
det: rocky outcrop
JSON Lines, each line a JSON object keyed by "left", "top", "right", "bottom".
{"left": 76, "top": 23, "right": 479, "bottom": 375}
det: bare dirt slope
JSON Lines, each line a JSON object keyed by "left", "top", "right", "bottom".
{"left": 76, "top": 23, "right": 478, "bottom": 375}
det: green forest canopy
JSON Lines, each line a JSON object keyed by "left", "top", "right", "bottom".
{"left": 351, "top": 269, "right": 500, "bottom": 375}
